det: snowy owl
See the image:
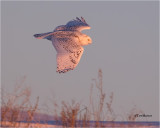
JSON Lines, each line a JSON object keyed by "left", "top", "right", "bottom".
{"left": 34, "top": 17, "right": 92, "bottom": 73}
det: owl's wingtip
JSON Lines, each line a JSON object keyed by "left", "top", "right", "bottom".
{"left": 33, "top": 34, "right": 41, "bottom": 39}
{"left": 56, "top": 68, "right": 73, "bottom": 73}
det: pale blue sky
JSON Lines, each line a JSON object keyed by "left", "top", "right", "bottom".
{"left": 1, "top": 1, "right": 159, "bottom": 121}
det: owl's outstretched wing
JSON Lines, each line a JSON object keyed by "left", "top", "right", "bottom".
{"left": 34, "top": 31, "right": 78, "bottom": 41}
{"left": 34, "top": 17, "right": 91, "bottom": 40}
{"left": 65, "top": 17, "right": 91, "bottom": 31}
{"left": 34, "top": 32, "right": 53, "bottom": 40}
{"left": 56, "top": 48, "right": 84, "bottom": 73}
{"left": 52, "top": 37, "right": 84, "bottom": 73}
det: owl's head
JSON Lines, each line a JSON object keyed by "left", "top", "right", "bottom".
{"left": 80, "top": 34, "right": 92, "bottom": 46}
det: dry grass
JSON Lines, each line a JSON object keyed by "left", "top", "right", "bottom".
{"left": 1, "top": 70, "right": 145, "bottom": 127}
{"left": 60, "top": 100, "right": 80, "bottom": 127}
{"left": 89, "top": 69, "right": 106, "bottom": 127}
{"left": 126, "top": 105, "right": 144, "bottom": 121}
{"left": 48, "top": 69, "right": 116, "bottom": 127}
{"left": 1, "top": 76, "right": 39, "bottom": 127}
{"left": 50, "top": 69, "right": 145, "bottom": 127}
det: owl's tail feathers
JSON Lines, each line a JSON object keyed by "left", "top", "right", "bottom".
{"left": 33, "top": 32, "right": 53, "bottom": 41}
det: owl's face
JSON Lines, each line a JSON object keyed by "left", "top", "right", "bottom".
{"left": 80, "top": 34, "right": 92, "bottom": 46}
{"left": 85, "top": 35, "right": 92, "bottom": 44}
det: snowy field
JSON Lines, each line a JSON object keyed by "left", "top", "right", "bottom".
{"left": 1, "top": 121, "right": 159, "bottom": 128}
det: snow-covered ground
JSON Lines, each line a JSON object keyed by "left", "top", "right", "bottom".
{"left": 1, "top": 121, "right": 60, "bottom": 128}
{"left": 1, "top": 121, "right": 159, "bottom": 128}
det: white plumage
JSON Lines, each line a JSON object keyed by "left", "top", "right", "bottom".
{"left": 34, "top": 17, "right": 92, "bottom": 73}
